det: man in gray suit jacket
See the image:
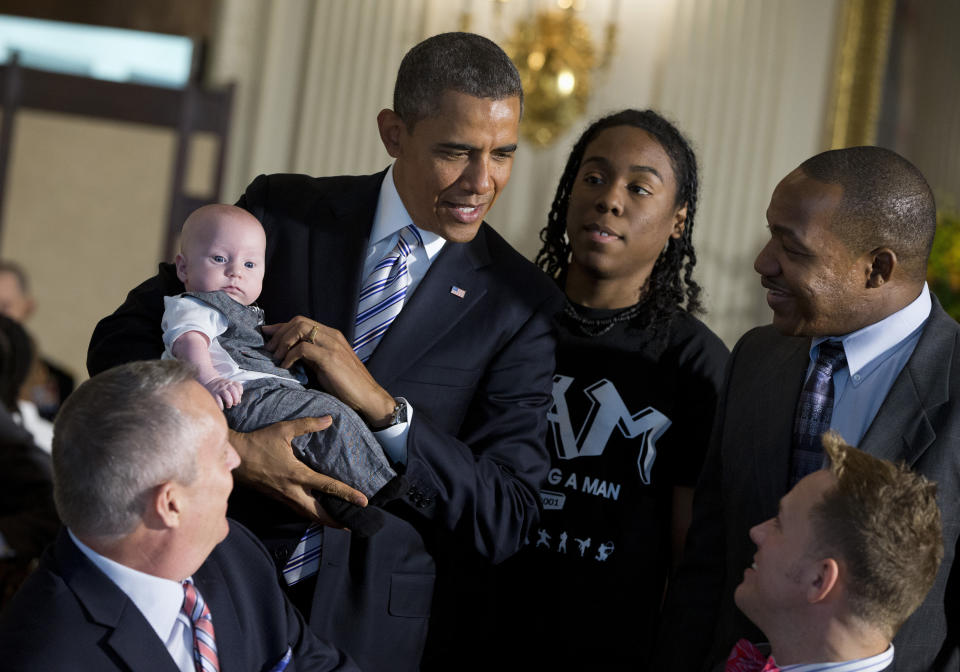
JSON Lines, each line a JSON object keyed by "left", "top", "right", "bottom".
{"left": 655, "top": 146, "right": 960, "bottom": 672}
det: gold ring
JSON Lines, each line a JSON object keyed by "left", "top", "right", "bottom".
{"left": 306, "top": 325, "right": 320, "bottom": 344}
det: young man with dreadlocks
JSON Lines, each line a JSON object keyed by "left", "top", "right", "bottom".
{"left": 493, "top": 109, "right": 728, "bottom": 670}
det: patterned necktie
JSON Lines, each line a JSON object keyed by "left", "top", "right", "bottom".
{"left": 282, "top": 522, "right": 323, "bottom": 585}
{"left": 726, "top": 639, "right": 780, "bottom": 672}
{"left": 353, "top": 224, "right": 423, "bottom": 362}
{"left": 182, "top": 580, "right": 220, "bottom": 672}
{"left": 790, "top": 340, "right": 846, "bottom": 486}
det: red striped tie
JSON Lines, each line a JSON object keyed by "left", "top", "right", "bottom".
{"left": 182, "top": 580, "right": 220, "bottom": 672}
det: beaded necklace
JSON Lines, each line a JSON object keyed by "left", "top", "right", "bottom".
{"left": 562, "top": 298, "right": 644, "bottom": 337}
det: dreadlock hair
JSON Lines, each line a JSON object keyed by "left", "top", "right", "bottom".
{"left": 536, "top": 109, "right": 703, "bottom": 337}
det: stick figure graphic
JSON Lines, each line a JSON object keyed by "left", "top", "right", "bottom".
{"left": 536, "top": 528, "right": 551, "bottom": 549}
{"left": 575, "top": 537, "right": 591, "bottom": 557}
{"left": 558, "top": 531, "right": 568, "bottom": 553}
{"left": 596, "top": 541, "right": 615, "bottom": 561}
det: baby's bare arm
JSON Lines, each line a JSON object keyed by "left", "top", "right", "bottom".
{"left": 171, "top": 330, "right": 243, "bottom": 409}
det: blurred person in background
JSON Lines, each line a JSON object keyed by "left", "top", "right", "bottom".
{"left": 0, "top": 260, "right": 75, "bottom": 427}
{"left": 0, "top": 313, "right": 59, "bottom": 606}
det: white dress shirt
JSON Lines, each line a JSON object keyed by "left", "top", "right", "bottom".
{"left": 363, "top": 163, "right": 446, "bottom": 464}
{"left": 69, "top": 529, "right": 196, "bottom": 672}
{"left": 779, "top": 643, "right": 894, "bottom": 671}
{"left": 362, "top": 163, "right": 446, "bottom": 297}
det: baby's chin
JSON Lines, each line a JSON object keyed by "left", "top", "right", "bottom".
{"left": 187, "top": 284, "right": 257, "bottom": 306}
{"left": 222, "top": 288, "right": 256, "bottom": 305}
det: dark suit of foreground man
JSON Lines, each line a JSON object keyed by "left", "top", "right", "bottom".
{"left": 655, "top": 146, "right": 960, "bottom": 672}
{"left": 88, "top": 33, "right": 560, "bottom": 672}
{"left": 0, "top": 360, "right": 356, "bottom": 671}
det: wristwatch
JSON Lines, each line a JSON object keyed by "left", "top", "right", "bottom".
{"left": 383, "top": 396, "right": 408, "bottom": 428}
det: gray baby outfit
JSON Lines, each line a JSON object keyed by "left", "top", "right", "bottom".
{"left": 169, "top": 290, "right": 395, "bottom": 496}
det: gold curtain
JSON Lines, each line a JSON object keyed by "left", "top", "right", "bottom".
{"left": 824, "top": 0, "right": 896, "bottom": 148}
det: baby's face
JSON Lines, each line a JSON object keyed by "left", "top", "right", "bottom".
{"left": 176, "top": 213, "right": 266, "bottom": 305}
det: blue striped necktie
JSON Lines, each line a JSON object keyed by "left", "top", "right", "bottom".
{"left": 353, "top": 224, "right": 423, "bottom": 362}
{"left": 790, "top": 340, "right": 846, "bottom": 486}
{"left": 181, "top": 580, "right": 219, "bottom": 672}
{"left": 282, "top": 523, "right": 323, "bottom": 585}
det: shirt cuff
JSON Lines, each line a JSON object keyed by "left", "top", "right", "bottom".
{"left": 373, "top": 401, "right": 413, "bottom": 464}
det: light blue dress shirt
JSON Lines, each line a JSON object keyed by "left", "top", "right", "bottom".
{"left": 362, "top": 163, "right": 446, "bottom": 296}
{"left": 809, "top": 285, "right": 931, "bottom": 447}
{"left": 363, "top": 163, "right": 446, "bottom": 464}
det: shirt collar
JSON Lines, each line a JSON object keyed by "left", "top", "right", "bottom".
{"left": 371, "top": 163, "right": 445, "bottom": 260}
{"left": 779, "top": 643, "right": 894, "bottom": 671}
{"left": 69, "top": 528, "right": 187, "bottom": 646}
{"left": 811, "top": 284, "right": 931, "bottom": 376}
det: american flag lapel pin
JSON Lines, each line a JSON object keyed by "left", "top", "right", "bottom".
{"left": 450, "top": 286, "right": 466, "bottom": 299}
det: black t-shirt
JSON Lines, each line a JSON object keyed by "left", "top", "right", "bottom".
{"left": 492, "top": 305, "right": 728, "bottom": 670}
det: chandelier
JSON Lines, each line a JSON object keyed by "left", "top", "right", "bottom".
{"left": 461, "top": 0, "right": 619, "bottom": 147}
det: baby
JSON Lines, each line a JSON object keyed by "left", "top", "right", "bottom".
{"left": 162, "top": 204, "right": 403, "bottom": 535}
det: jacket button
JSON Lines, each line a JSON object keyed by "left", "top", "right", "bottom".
{"left": 272, "top": 546, "right": 291, "bottom": 564}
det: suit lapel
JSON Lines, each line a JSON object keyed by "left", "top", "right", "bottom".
{"left": 56, "top": 532, "right": 179, "bottom": 672}
{"left": 752, "top": 333, "right": 809, "bottom": 508}
{"left": 860, "top": 297, "right": 955, "bottom": 466}
{"left": 106, "top": 614, "right": 182, "bottom": 672}
{"left": 366, "top": 225, "right": 491, "bottom": 389}
{"left": 193, "top": 554, "right": 243, "bottom": 672}
{"left": 308, "top": 171, "right": 385, "bottom": 336}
